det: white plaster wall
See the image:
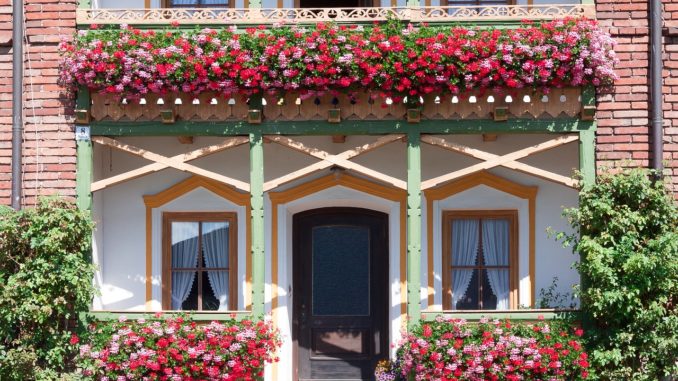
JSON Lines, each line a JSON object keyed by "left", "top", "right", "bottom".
{"left": 91, "top": 134, "right": 579, "bottom": 376}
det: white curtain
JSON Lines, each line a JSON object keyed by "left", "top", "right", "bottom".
{"left": 171, "top": 222, "right": 199, "bottom": 310}
{"left": 202, "top": 222, "right": 230, "bottom": 311}
{"left": 451, "top": 219, "right": 479, "bottom": 309}
{"left": 482, "top": 219, "right": 510, "bottom": 310}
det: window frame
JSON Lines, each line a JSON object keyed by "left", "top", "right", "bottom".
{"left": 442, "top": 210, "right": 519, "bottom": 310}
{"left": 163, "top": 0, "right": 232, "bottom": 8}
{"left": 162, "top": 211, "right": 238, "bottom": 311}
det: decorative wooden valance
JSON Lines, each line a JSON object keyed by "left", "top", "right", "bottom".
{"left": 89, "top": 88, "right": 582, "bottom": 123}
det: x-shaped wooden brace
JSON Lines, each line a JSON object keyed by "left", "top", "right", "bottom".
{"left": 90, "top": 136, "right": 250, "bottom": 192}
{"left": 263, "top": 134, "right": 406, "bottom": 192}
{"left": 421, "top": 134, "right": 579, "bottom": 190}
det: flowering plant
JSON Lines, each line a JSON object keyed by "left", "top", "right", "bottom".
{"left": 77, "top": 314, "right": 281, "bottom": 381}
{"left": 379, "top": 316, "right": 590, "bottom": 381}
{"left": 60, "top": 18, "right": 616, "bottom": 103}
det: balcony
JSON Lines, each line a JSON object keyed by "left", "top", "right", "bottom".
{"left": 75, "top": 4, "right": 595, "bottom": 26}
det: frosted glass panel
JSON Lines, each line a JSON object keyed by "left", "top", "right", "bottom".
{"left": 312, "top": 226, "right": 370, "bottom": 316}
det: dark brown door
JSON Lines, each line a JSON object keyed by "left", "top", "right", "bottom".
{"left": 293, "top": 208, "right": 389, "bottom": 381}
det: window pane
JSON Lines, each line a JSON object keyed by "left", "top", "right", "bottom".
{"left": 479, "top": 269, "right": 498, "bottom": 310}
{"left": 452, "top": 269, "right": 477, "bottom": 310}
{"left": 202, "top": 222, "right": 229, "bottom": 268}
{"left": 451, "top": 219, "right": 479, "bottom": 267}
{"left": 171, "top": 222, "right": 199, "bottom": 269}
{"left": 447, "top": 0, "right": 508, "bottom": 4}
{"left": 204, "top": 270, "right": 229, "bottom": 311}
{"left": 486, "top": 269, "right": 509, "bottom": 310}
{"left": 172, "top": 271, "right": 197, "bottom": 310}
{"left": 312, "top": 225, "right": 370, "bottom": 316}
{"left": 170, "top": 0, "right": 229, "bottom": 5}
{"left": 481, "top": 219, "right": 510, "bottom": 267}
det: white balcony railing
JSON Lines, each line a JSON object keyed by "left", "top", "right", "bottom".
{"left": 76, "top": 4, "right": 595, "bottom": 25}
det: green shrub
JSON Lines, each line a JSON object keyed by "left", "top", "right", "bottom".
{"left": 557, "top": 169, "right": 678, "bottom": 380}
{"left": 0, "top": 198, "right": 96, "bottom": 380}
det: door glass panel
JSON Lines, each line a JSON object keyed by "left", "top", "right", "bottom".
{"left": 312, "top": 225, "right": 370, "bottom": 316}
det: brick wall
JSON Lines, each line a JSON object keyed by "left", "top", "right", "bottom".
{"left": 596, "top": 0, "right": 678, "bottom": 193}
{"left": 0, "top": 0, "right": 77, "bottom": 207}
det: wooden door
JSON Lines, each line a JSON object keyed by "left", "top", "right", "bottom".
{"left": 293, "top": 208, "right": 389, "bottom": 381}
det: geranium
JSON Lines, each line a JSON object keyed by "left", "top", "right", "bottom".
{"left": 59, "top": 18, "right": 616, "bottom": 102}
{"left": 77, "top": 314, "right": 281, "bottom": 381}
{"left": 380, "top": 317, "right": 590, "bottom": 381}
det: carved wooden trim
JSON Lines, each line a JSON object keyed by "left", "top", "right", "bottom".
{"left": 90, "top": 88, "right": 582, "bottom": 123}
{"left": 78, "top": 4, "right": 594, "bottom": 25}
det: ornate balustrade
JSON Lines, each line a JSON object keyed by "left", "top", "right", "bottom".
{"left": 89, "top": 88, "right": 582, "bottom": 123}
{"left": 76, "top": 4, "right": 594, "bottom": 26}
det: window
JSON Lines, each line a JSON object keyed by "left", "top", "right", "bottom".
{"left": 442, "top": 211, "right": 518, "bottom": 310}
{"left": 166, "top": 0, "right": 230, "bottom": 8}
{"left": 446, "top": 0, "right": 512, "bottom": 5}
{"left": 162, "top": 212, "right": 237, "bottom": 311}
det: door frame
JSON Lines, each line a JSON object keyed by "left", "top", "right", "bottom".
{"left": 292, "top": 207, "right": 390, "bottom": 381}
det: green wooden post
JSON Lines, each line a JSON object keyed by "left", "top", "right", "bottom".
{"left": 250, "top": 130, "right": 265, "bottom": 317}
{"left": 579, "top": 128, "right": 596, "bottom": 187}
{"left": 579, "top": 86, "right": 596, "bottom": 187}
{"left": 76, "top": 88, "right": 92, "bottom": 211}
{"left": 78, "top": 0, "right": 91, "bottom": 9}
{"left": 578, "top": 86, "right": 596, "bottom": 331}
{"left": 406, "top": 130, "right": 422, "bottom": 330}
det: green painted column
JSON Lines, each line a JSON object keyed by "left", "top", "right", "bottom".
{"left": 250, "top": 130, "right": 265, "bottom": 317}
{"left": 579, "top": 128, "right": 596, "bottom": 187}
{"left": 406, "top": 131, "right": 422, "bottom": 330}
{"left": 78, "top": 0, "right": 91, "bottom": 9}
{"left": 76, "top": 88, "right": 92, "bottom": 211}
{"left": 76, "top": 138, "right": 93, "bottom": 211}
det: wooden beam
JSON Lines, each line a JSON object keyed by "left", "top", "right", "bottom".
{"left": 421, "top": 135, "right": 579, "bottom": 190}
{"left": 92, "top": 137, "right": 248, "bottom": 192}
{"left": 263, "top": 134, "right": 406, "bottom": 191}
{"left": 406, "top": 131, "right": 422, "bottom": 329}
{"left": 177, "top": 136, "right": 194, "bottom": 144}
{"left": 90, "top": 119, "right": 596, "bottom": 137}
{"left": 91, "top": 136, "right": 250, "bottom": 192}
{"left": 421, "top": 135, "right": 578, "bottom": 188}
{"left": 249, "top": 131, "right": 265, "bottom": 316}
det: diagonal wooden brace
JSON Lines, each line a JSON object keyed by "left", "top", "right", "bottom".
{"left": 421, "top": 134, "right": 579, "bottom": 190}
{"left": 263, "top": 134, "right": 406, "bottom": 191}
{"left": 91, "top": 136, "right": 250, "bottom": 192}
